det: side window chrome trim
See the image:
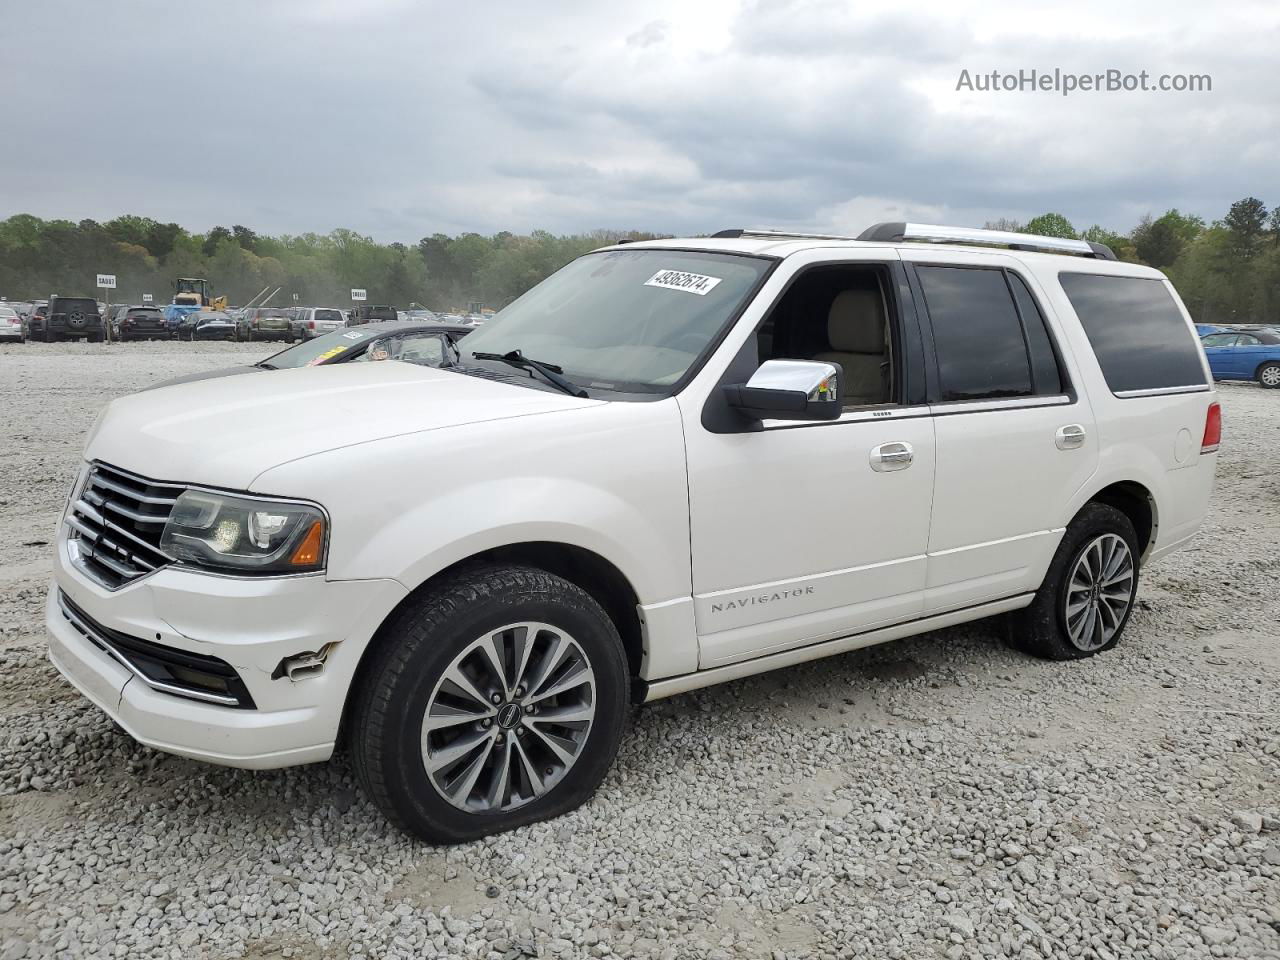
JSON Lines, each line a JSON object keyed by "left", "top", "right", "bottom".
{"left": 929, "top": 394, "right": 1073, "bottom": 415}
{"left": 1113, "top": 384, "right": 1211, "bottom": 399}
{"left": 760, "top": 404, "right": 932, "bottom": 430}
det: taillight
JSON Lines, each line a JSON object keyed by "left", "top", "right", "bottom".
{"left": 309, "top": 320, "right": 315, "bottom": 329}
{"left": 1201, "top": 401, "right": 1221, "bottom": 454}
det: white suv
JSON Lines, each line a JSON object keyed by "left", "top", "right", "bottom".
{"left": 46, "top": 223, "right": 1219, "bottom": 842}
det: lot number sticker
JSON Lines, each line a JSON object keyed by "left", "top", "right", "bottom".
{"left": 644, "top": 269, "right": 722, "bottom": 296}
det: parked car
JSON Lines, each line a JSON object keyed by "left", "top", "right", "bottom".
{"left": 27, "top": 295, "right": 103, "bottom": 342}
{"left": 177, "top": 311, "right": 239, "bottom": 341}
{"left": 46, "top": 223, "right": 1218, "bottom": 843}
{"left": 115, "top": 306, "right": 170, "bottom": 341}
{"left": 1200, "top": 330, "right": 1280, "bottom": 387}
{"left": 148, "top": 322, "right": 473, "bottom": 388}
{"left": 295, "top": 307, "right": 348, "bottom": 340}
{"left": 239, "top": 307, "right": 297, "bottom": 342}
{"left": 349, "top": 304, "right": 398, "bottom": 325}
{"left": 105, "top": 304, "right": 128, "bottom": 336}
{"left": 0, "top": 305, "right": 23, "bottom": 342}
{"left": 5, "top": 300, "right": 34, "bottom": 322}
{"left": 21, "top": 302, "right": 48, "bottom": 339}
{"left": 162, "top": 303, "right": 200, "bottom": 336}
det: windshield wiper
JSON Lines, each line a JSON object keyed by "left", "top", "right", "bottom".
{"left": 471, "top": 350, "right": 588, "bottom": 398}
{"left": 255, "top": 361, "right": 278, "bottom": 370}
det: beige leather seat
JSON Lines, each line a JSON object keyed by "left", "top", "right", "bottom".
{"left": 813, "top": 289, "right": 887, "bottom": 405}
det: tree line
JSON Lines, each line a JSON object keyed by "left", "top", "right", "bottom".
{"left": 987, "top": 198, "right": 1280, "bottom": 324}
{"left": 0, "top": 216, "right": 662, "bottom": 311}
{"left": 1, "top": 197, "right": 1277, "bottom": 323}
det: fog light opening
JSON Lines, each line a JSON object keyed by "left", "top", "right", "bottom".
{"left": 273, "top": 644, "right": 334, "bottom": 682}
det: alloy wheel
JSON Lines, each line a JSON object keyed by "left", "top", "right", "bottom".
{"left": 1064, "top": 533, "right": 1134, "bottom": 651}
{"left": 421, "top": 622, "right": 596, "bottom": 813}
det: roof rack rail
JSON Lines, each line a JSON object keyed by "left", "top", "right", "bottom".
{"left": 858, "top": 222, "right": 1117, "bottom": 260}
{"left": 711, "top": 228, "right": 854, "bottom": 241}
{"left": 710, "top": 224, "right": 1117, "bottom": 260}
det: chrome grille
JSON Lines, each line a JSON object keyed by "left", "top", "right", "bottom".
{"left": 66, "top": 463, "right": 183, "bottom": 589}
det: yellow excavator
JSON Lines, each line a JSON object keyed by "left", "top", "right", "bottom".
{"left": 173, "top": 278, "right": 227, "bottom": 311}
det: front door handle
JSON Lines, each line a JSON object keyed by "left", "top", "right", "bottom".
{"left": 1056, "top": 424, "right": 1087, "bottom": 450}
{"left": 870, "top": 441, "right": 914, "bottom": 472}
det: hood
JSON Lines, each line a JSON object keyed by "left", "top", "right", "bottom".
{"left": 87, "top": 362, "right": 599, "bottom": 491}
{"left": 145, "top": 366, "right": 264, "bottom": 390}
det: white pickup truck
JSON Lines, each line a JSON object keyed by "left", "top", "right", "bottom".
{"left": 47, "top": 223, "right": 1218, "bottom": 842}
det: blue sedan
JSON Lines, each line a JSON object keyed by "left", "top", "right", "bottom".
{"left": 1200, "top": 330, "right": 1280, "bottom": 388}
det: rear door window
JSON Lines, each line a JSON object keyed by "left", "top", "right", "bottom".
{"left": 1200, "top": 333, "right": 1239, "bottom": 347}
{"left": 916, "top": 266, "right": 1032, "bottom": 401}
{"left": 1059, "top": 273, "right": 1207, "bottom": 394}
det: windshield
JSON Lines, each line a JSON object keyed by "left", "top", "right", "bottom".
{"left": 261, "top": 328, "right": 377, "bottom": 368}
{"left": 459, "top": 249, "right": 770, "bottom": 393}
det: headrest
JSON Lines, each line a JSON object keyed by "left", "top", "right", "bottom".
{"left": 827, "top": 289, "right": 885, "bottom": 354}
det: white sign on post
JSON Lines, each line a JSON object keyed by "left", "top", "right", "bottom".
{"left": 350, "top": 288, "right": 367, "bottom": 302}
{"left": 97, "top": 274, "right": 117, "bottom": 289}
{"left": 142, "top": 293, "right": 153, "bottom": 304}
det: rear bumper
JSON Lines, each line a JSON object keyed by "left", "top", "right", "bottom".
{"left": 47, "top": 534, "right": 408, "bottom": 769}
{"left": 39, "top": 320, "right": 103, "bottom": 337}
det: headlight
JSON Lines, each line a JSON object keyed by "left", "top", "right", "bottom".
{"left": 160, "top": 491, "right": 327, "bottom": 574}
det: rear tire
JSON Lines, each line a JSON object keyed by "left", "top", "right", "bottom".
{"left": 1008, "top": 503, "right": 1139, "bottom": 661}
{"left": 349, "top": 564, "right": 628, "bottom": 843}
{"left": 1257, "top": 362, "right": 1280, "bottom": 389}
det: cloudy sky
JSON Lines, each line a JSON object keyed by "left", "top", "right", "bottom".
{"left": 4, "top": 0, "right": 1277, "bottom": 241}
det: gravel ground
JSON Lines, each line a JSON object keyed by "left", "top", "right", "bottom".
{"left": 1, "top": 340, "right": 1278, "bottom": 960}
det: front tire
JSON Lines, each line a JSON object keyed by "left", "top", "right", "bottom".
{"left": 350, "top": 564, "right": 628, "bottom": 843}
{"left": 1008, "top": 503, "right": 1139, "bottom": 661}
{"left": 1257, "top": 362, "right": 1280, "bottom": 389}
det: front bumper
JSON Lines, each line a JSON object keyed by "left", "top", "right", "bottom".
{"left": 47, "top": 535, "right": 407, "bottom": 768}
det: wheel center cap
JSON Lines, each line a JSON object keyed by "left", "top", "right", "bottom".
{"left": 496, "top": 702, "right": 523, "bottom": 729}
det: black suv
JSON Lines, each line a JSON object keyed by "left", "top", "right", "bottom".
{"left": 115, "top": 306, "right": 170, "bottom": 341}
{"left": 349, "top": 304, "right": 398, "bottom": 325}
{"left": 28, "top": 296, "right": 104, "bottom": 342}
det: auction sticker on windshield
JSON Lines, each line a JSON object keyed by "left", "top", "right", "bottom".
{"left": 644, "top": 269, "right": 723, "bottom": 296}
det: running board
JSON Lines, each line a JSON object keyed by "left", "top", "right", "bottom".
{"left": 642, "top": 594, "right": 1033, "bottom": 702}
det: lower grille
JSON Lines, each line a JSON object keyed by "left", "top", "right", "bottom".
{"left": 66, "top": 462, "right": 182, "bottom": 589}
{"left": 58, "top": 590, "right": 255, "bottom": 709}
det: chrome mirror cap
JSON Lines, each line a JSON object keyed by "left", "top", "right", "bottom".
{"left": 745, "top": 359, "right": 841, "bottom": 402}
{"left": 724, "top": 359, "right": 844, "bottom": 423}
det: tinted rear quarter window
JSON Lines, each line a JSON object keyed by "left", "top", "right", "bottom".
{"left": 1059, "top": 273, "right": 1207, "bottom": 394}
{"left": 916, "top": 266, "right": 1032, "bottom": 401}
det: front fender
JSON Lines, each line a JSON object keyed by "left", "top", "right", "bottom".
{"left": 252, "top": 400, "right": 693, "bottom": 607}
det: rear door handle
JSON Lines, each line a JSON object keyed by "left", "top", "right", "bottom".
{"left": 1056, "top": 424, "right": 1087, "bottom": 450}
{"left": 870, "top": 441, "right": 914, "bottom": 472}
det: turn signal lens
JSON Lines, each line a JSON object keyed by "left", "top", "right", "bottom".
{"left": 1201, "top": 401, "right": 1221, "bottom": 454}
{"left": 290, "top": 520, "right": 325, "bottom": 567}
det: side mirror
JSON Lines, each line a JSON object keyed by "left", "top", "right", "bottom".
{"left": 723, "top": 359, "right": 843, "bottom": 422}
